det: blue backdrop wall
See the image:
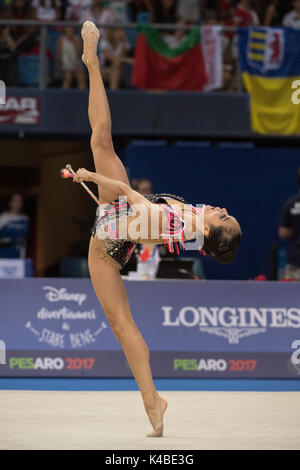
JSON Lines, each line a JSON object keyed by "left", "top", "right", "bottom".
{"left": 125, "top": 145, "right": 300, "bottom": 280}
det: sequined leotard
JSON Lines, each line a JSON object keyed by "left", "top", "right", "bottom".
{"left": 91, "top": 193, "right": 203, "bottom": 270}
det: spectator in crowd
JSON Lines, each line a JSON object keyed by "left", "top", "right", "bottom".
{"left": 282, "top": 0, "right": 300, "bottom": 29}
{"left": 219, "top": 0, "right": 235, "bottom": 35}
{"left": 203, "top": 0, "right": 219, "bottom": 10}
{"left": 0, "top": 194, "right": 29, "bottom": 259}
{"left": 100, "top": 25, "right": 132, "bottom": 89}
{"left": 234, "top": 0, "right": 260, "bottom": 26}
{"left": 0, "top": 0, "right": 38, "bottom": 56}
{"left": 55, "top": 23, "right": 87, "bottom": 89}
{"left": 31, "top": 0, "right": 61, "bottom": 21}
{"left": 0, "top": 25, "right": 19, "bottom": 85}
{"left": 65, "top": 0, "right": 92, "bottom": 20}
{"left": 227, "top": 0, "right": 259, "bottom": 91}
{"left": 0, "top": 1, "right": 39, "bottom": 87}
{"left": 148, "top": 0, "right": 178, "bottom": 42}
{"left": 177, "top": 0, "right": 201, "bottom": 24}
{"left": 80, "top": 0, "right": 115, "bottom": 27}
{"left": 163, "top": 18, "right": 188, "bottom": 48}
{"left": 264, "top": 0, "right": 281, "bottom": 26}
{"left": 30, "top": 1, "right": 62, "bottom": 87}
{"left": 0, "top": 0, "right": 8, "bottom": 17}
{"left": 149, "top": 0, "right": 178, "bottom": 24}
{"left": 219, "top": 0, "right": 235, "bottom": 20}
{"left": 126, "top": 0, "right": 151, "bottom": 21}
{"left": 132, "top": 177, "right": 152, "bottom": 195}
{"left": 109, "top": 0, "right": 129, "bottom": 23}
{"left": 279, "top": 168, "right": 300, "bottom": 281}
{"left": 277, "top": 0, "right": 295, "bottom": 21}
{"left": 218, "top": 0, "right": 236, "bottom": 56}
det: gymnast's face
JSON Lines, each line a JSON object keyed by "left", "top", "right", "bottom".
{"left": 204, "top": 205, "right": 240, "bottom": 232}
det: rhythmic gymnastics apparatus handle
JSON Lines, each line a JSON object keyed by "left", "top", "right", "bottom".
{"left": 65, "top": 164, "right": 101, "bottom": 206}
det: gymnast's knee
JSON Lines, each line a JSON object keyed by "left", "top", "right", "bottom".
{"left": 107, "top": 313, "right": 137, "bottom": 344}
{"left": 90, "top": 124, "right": 113, "bottom": 152}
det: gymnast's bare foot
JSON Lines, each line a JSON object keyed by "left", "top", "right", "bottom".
{"left": 81, "top": 21, "right": 100, "bottom": 68}
{"left": 160, "top": 395, "right": 168, "bottom": 416}
{"left": 146, "top": 395, "right": 168, "bottom": 438}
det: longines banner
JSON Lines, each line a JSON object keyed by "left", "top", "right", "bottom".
{"left": 0, "top": 279, "right": 300, "bottom": 378}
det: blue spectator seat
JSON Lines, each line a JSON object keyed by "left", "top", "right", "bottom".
{"left": 17, "top": 55, "right": 39, "bottom": 86}
{"left": 18, "top": 53, "right": 51, "bottom": 87}
{"left": 136, "top": 12, "right": 150, "bottom": 23}
{"left": 126, "top": 11, "right": 149, "bottom": 48}
{"left": 47, "top": 28, "right": 61, "bottom": 76}
{"left": 129, "top": 140, "right": 168, "bottom": 147}
{"left": 126, "top": 28, "right": 138, "bottom": 49}
{"left": 47, "top": 28, "right": 60, "bottom": 58}
{"left": 174, "top": 141, "right": 212, "bottom": 148}
{"left": 216, "top": 142, "right": 254, "bottom": 149}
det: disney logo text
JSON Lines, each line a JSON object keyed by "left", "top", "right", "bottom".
{"left": 43, "top": 286, "right": 87, "bottom": 306}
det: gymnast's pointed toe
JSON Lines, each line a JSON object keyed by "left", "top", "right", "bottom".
{"left": 81, "top": 20, "right": 100, "bottom": 42}
{"left": 146, "top": 420, "right": 164, "bottom": 437}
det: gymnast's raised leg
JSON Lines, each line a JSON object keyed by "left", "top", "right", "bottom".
{"left": 81, "top": 21, "right": 167, "bottom": 437}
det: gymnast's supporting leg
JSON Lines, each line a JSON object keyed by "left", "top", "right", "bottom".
{"left": 88, "top": 239, "right": 167, "bottom": 436}
{"left": 82, "top": 22, "right": 167, "bottom": 436}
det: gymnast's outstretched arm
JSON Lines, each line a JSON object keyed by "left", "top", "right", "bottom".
{"left": 74, "top": 168, "right": 152, "bottom": 207}
{"left": 74, "top": 168, "right": 163, "bottom": 241}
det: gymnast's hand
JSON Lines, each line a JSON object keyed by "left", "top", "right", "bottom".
{"left": 73, "top": 168, "right": 92, "bottom": 183}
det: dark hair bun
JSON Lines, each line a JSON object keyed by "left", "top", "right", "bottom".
{"left": 215, "top": 250, "right": 237, "bottom": 264}
{"left": 203, "top": 225, "right": 241, "bottom": 265}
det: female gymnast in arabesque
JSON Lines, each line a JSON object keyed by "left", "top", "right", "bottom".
{"left": 72, "top": 21, "right": 242, "bottom": 438}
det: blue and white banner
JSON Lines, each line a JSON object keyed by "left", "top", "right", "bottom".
{"left": 0, "top": 279, "right": 299, "bottom": 378}
{"left": 0, "top": 259, "right": 25, "bottom": 278}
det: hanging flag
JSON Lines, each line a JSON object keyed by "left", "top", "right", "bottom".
{"left": 238, "top": 27, "right": 300, "bottom": 135}
{"left": 131, "top": 24, "right": 207, "bottom": 91}
{"left": 202, "top": 25, "right": 223, "bottom": 91}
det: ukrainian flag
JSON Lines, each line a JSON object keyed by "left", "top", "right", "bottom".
{"left": 238, "top": 27, "right": 300, "bottom": 135}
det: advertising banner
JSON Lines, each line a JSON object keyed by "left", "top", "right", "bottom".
{"left": 0, "top": 279, "right": 299, "bottom": 378}
{"left": 0, "top": 96, "right": 40, "bottom": 125}
{"left": 0, "top": 259, "right": 25, "bottom": 278}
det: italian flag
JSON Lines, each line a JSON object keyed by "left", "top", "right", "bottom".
{"left": 132, "top": 24, "right": 207, "bottom": 91}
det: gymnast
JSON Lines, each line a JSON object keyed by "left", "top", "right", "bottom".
{"left": 72, "top": 21, "right": 242, "bottom": 438}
